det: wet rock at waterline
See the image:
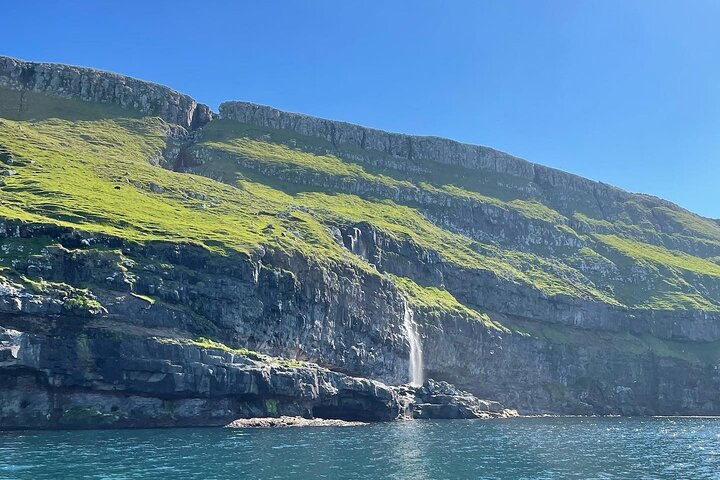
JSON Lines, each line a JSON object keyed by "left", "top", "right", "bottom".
{"left": 408, "top": 380, "right": 519, "bottom": 419}
{"left": 0, "top": 323, "right": 513, "bottom": 428}
{"left": 225, "top": 416, "right": 368, "bottom": 428}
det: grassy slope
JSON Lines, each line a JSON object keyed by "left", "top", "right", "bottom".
{"left": 2, "top": 88, "right": 720, "bottom": 331}
{"left": 195, "top": 118, "right": 720, "bottom": 313}
{"left": 0, "top": 90, "right": 363, "bottom": 267}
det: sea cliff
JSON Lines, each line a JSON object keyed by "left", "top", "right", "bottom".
{"left": 1, "top": 56, "right": 720, "bottom": 427}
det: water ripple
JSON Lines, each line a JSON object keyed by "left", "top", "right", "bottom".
{"left": 1, "top": 418, "right": 720, "bottom": 479}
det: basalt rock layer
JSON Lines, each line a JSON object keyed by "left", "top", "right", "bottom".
{"left": 1, "top": 56, "right": 720, "bottom": 427}
{"left": 0, "top": 320, "right": 513, "bottom": 429}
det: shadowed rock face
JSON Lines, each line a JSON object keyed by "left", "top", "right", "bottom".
{"left": 0, "top": 322, "right": 403, "bottom": 428}
{"left": 2, "top": 219, "right": 718, "bottom": 420}
{"left": 0, "top": 323, "right": 513, "bottom": 429}
{"left": 0, "top": 56, "right": 213, "bottom": 130}
{"left": 407, "top": 380, "right": 518, "bottom": 419}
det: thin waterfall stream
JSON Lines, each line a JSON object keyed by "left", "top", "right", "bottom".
{"left": 402, "top": 298, "right": 424, "bottom": 386}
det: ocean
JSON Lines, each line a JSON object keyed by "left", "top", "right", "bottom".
{"left": 2, "top": 417, "right": 719, "bottom": 479}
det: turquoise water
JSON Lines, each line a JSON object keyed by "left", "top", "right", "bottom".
{"left": 2, "top": 417, "right": 720, "bottom": 479}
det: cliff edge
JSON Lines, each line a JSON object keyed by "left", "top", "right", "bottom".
{"left": 0, "top": 56, "right": 213, "bottom": 129}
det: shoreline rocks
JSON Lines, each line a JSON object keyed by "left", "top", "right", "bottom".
{"left": 408, "top": 380, "right": 519, "bottom": 419}
{"left": 225, "top": 416, "right": 368, "bottom": 428}
{"left": 0, "top": 321, "right": 518, "bottom": 430}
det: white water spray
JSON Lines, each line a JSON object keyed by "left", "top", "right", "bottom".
{"left": 401, "top": 298, "right": 424, "bottom": 386}
{"left": 348, "top": 227, "right": 367, "bottom": 259}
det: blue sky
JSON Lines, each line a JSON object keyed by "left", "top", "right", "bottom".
{"left": 4, "top": 1, "right": 719, "bottom": 217}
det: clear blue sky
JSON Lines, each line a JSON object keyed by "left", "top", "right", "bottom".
{"left": 4, "top": 1, "right": 719, "bottom": 217}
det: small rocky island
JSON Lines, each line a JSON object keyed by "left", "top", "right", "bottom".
{"left": 1, "top": 55, "right": 720, "bottom": 429}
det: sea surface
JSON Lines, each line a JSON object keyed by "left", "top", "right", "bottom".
{"left": 2, "top": 417, "right": 720, "bottom": 479}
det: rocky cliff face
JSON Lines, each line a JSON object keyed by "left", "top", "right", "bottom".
{"left": 0, "top": 302, "right": 516, "bottom": 428}
{"left": 1, "top": 56, "right": 720, "bottom": 427}
{"left": 0, "top": 321, "right": 407, "bottom": 428}
{"left": 2, "top": 217, "right": 717, "bottom": 419}
{"left": 219, "top": 101, "right": 627, "bottom": 204}
{"left": 0, "top": 56, "right": 212, "bottom": 130}
{"left": 218, "top": 101, "right": 720, "bottom": 259}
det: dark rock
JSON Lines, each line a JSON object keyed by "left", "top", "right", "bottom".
{"left": 2, "top": 218, "right": 720, "bottom": 417}
{"left": 0, "top": 321, "right": 519, "bottom": 429}
{"left": 1, "top": 59, "right": 720, "bottom": 426}
{"left": 0, "top": 148, "right": 13, "bottom": 165}
{"left": 0, "top": 323, "right": 411, "bottom": 428}
{"left": 409, "top": 380, "right": 518, "bottom": 419}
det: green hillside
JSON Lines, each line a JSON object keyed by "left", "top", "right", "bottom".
{"left": 2, "top": 87, "right": 720, "bottom": 320}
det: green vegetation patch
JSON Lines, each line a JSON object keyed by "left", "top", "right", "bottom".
{"left": 155, "top": 336, "right": 307, "bottom": 367}
{"left": 3, "top": 90, "right": 720, "bottom": 315}
{"left": 131, "top": 293, "right": 156, "bottom": 305}
{"left": 595, "top": 234, "right": 720, "bottom": 277}
{"left": 390, "top": 275, "right": 508, "bottom": 332}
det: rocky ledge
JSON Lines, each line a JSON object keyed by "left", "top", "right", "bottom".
{"left": 0, "top": 322, "right": 513, "bottom": 429}
{"left": 226, "top": 416, "right": 368, "bottom": 428}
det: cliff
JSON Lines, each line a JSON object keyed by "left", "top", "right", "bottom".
{"left": 0, "top": 56, "right": 212, "bottom": 130}
{"left": 1, "top": 56, "right": 720, "bottom": 427}
{"left": 219, "top": 101, "right": 621, "bottom": 195}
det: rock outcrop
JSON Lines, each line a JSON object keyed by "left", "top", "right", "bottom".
{"left": 2, "top": 218, "right": 717, "bottom": 419}
{"left": 0, "top": 56, "right": 212, "bottom": 129}
{"left": 406, "top": 380, "right": 518, "bottom": 419}
{"left": 225, "top": 416, "right": 368, "bottom": 428}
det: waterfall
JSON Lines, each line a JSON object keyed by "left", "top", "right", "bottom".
{"left": 402, "top": 298, "right": 424, "bottom": 386}
{"left": 348, "top": 227, "right": 364, "bottom": 257}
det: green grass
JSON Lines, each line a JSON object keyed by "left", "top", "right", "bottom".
{"left": 190, "top": 337, "right": 266, "bottom": 358}
{"left": 131, "top": 293, "right": 156, "bottom": 305}
{"left": 505, "top": 318, "right": 720, "bottom": 365}
{"left": 3, "top": 88, "right": 720, "bottom": 318}
{"left": 198, "top": 119, "right": 570, "bottom": 228}
{"left": 0, "top": 113, "right": 336, "bottom": 262}
{"left": 590, "top": 234, "right": 720, "bottom": 311}
{"left": 390, "top": 275, "right": 509, "bottom": 332}
{"left": 63, "top": 294, "right": 103, "bottom": 314}
{"left": 0, "top": 236, "right": 56, "bottom": 267}
{"left": 156, "top": 336, "right": 307, "bottom": 366}
{"left": 0, "top": 88, "right": 141, "bottom": 122}
{"left": 595, "top": 234, "right": 720, "bottom": 277}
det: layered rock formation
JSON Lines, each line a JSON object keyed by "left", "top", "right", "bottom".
{"left": 0, "top": 322, "right": 404, "bottom": 428}
{"left": 0, "top": 320, "right": 514, "bottom": 429}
